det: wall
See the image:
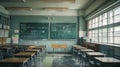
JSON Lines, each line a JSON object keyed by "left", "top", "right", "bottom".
{"left": 10, "top": 15, "right": 86, "bottom": 52}
{"left": 99, "top": 44, "right": 114, "bottom": 57}
{"left": 0, "top": 5, "right": 9, "bottom": 15}
{"left": 114, "top": 46, "right": 120, "bottom": 59}
{"left": 0, "top": 5, "right": 10, "bottom": 45}
{"left": 9, "top": 10, "right": 77, "bottom": 16}
{"left": 85, "top": 0, "right": 106, "bottom": 16}
{"left": 77, "top": 16, "right": 87, "bottom": 45}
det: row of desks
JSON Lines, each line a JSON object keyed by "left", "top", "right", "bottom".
{"left": 73, "top": 45, "right": 120, "bottom": 67}
{"left": 0, "top": 45, "right": 46, "bottom": 67}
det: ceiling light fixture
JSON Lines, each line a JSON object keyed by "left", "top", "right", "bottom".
{"left": 42, "top": 7, "right": 68, "bottom": 11}
{"left": 0, "top": 0, "right": 26, "bottom": 2}
{"left": 6, "top": 7, "right": 32, "bottom": 11}
{"left": 42, "top": 0, "right": 75, "bottom": 3}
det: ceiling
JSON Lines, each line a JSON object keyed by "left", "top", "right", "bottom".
{"left": 0, "top": 0, "right": 108, "bottom": 16}
{"left": 0, "top": 0, "right": 95, "bottom": 11}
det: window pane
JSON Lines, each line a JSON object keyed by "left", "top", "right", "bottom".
{"left": 103, "top": 19, "right": 107, "bottom": 25}
{"left": 114, "top": 6, "right": 120, "bottom": 15}
{"left": 109, "top": 10, "right": 113, "bottom": 17}
{"left": 92, "top": 19, "right": 95, "bottom": 28}
{"left": 114, "top": 37, "right": 120, "bottom": 44}
{"left": 103, "top": 28, "right": 107, "bottom": 32}
{"left": 114, "top": 15, "right": 120, "bottom": 23}
{"left": 108, "top": 32, "right": 113, "bottom": 36}
{"left": 99, "top": 29, "right": 102, "bottom": 42}
{"left": 88, "top": 20, "right": 91, "bottom": 29}
{"left": 94, "top": 30, "right": 98, "bottom": 42}
{"left": 108, "top": 10, "right": 113, "bottom": 24}
{"left": 103, "top": 13, "right": 107, "bottom": 19}
{"left": 108, "top": 36, "right": 113, "bottom": 43}
{"left": 99, "top": 15, "right": 102, "bottom": 26}
{"left": 108, "top": 17, "right": 113, "bottom": 24}
{"left": 88, "top": 31, "right": 92, "bottom": 39}
{"left": 102, "top": 37, "right": 107, "bottom": 43}
{"left": 102, "top": 28, "right": 107, "bottom": 43}
{"left": 95, "top": 17, "right": 98, "bottom": 27}
{"left": 114, "top": 26, "right": 120, "bottom": 31}
{"left": 114, "top": 32, "right": 120, "bottom": 36}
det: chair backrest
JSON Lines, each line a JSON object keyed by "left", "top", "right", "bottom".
{"left": 28, "top": 45, "right": 36, "bottom": 49}
{"left": 0, "top": 50, "right": 3, "bottom": 60}
{"left": 51, "top": 44, "right": 59, "bottom": 49}
{"left": 60, "top": 44, "right": 67, "bottom": 49}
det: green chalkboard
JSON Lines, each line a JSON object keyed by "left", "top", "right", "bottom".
{"left": 20, "top": 23, "right": 49, "bottom": 40}
{"left": 50, "top": 23, "right": 76, "bottom": 39}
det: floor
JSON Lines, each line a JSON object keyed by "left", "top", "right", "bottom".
{"left": 41, "top": 54, "right": 81, "bottom": 67}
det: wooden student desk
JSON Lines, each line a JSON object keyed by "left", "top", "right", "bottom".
{"left": 25, "top": 49, "right": 41, "bottom": 67}
{"left": 0, "top": 47, "right": 12, "bottom": 52}
{"left": 25, "top": 49, "right": 40, "bottom": 55}
{"left": 95, "top": 57, "right": 120, "bottom": 67}
{"left": 73, "top": 45, "right": 86, "bottom": 50}
{"left": 14, "top": 52, "right": 36, "bottom": 67}
{"left": 0, "top": 58, "right": 29, "bottom": 67}
{"left": 30, "top": 46, "right": 46, "bottom": 51}
{"left": 80, "top": 49, "right": 94, "bottom": 52}
{"left": 31, "top": 46, "right": 46, "bottom": 61}
{"left": 86, "top": 52, "right": 105, "bottom": 57}
{"left": 72, "top": 45, "right": 86, "bottom": 55}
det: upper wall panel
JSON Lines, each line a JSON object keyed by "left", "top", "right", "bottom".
{"left": 0, "top": 5, "right": 9, "bottom": 15}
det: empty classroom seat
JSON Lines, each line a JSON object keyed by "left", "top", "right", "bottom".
{"left": 0, "top": 50, "right": 3, "bottom": 60}
{"left": 51, "top": 44, "right": 59, "bottom": 53}
{"left": 60, "top": 44, "right": 67, "bottom": 54}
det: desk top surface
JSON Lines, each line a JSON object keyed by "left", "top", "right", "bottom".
{"left": 73, "top": 45, "right": 86, "bottom": 49}
{"left": 25, "top": 49, "right": 40, "bottom": 53}
{"left": 37, "top": 46, "right": 46, "bottom": 48}
{"left": 80, "top": 49, "right": 94, "bottom": 52}
{"left": 0, "top": 58, "right": 29, "bottom": 63}
{"left": 31, "top": 46, "right": 46, "bottom": 49}
{"left": 15, "top": 52, "right": 35, "bottom": 57}
{"left": 86, "top": 52, "right": 105, "bottom": 56}
{"left": 0, "top": 47, "right": 11, "bottom": 50}
{"left": 95, "top": 57, "right": 120, "bottom": 63}
{"left": 25, "top": 49, "right": 40, "bottom": 52}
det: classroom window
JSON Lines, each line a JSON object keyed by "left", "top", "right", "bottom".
{"left": 88, "top": 6, "right": 120, "bottom": 45}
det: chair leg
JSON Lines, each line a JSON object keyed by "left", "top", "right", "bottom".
{"left": 53, "top": 48, "right": 54, "bottom": 57}
{"left": 64, "top": 49, "right": 66, "bottom": 56}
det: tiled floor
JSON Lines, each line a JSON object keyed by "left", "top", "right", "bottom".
{"left": 41, "top": 54, "right": 81, "bottom": 67}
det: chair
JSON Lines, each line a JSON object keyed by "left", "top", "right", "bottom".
{"left": 51, "top": 44, "right": 59, "bottom": 55}
{"left": 0, "top": 50, "right": 3, "bottom": 60}
{"left": 60, "top": 44, "right": 67, "bottom": 55}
